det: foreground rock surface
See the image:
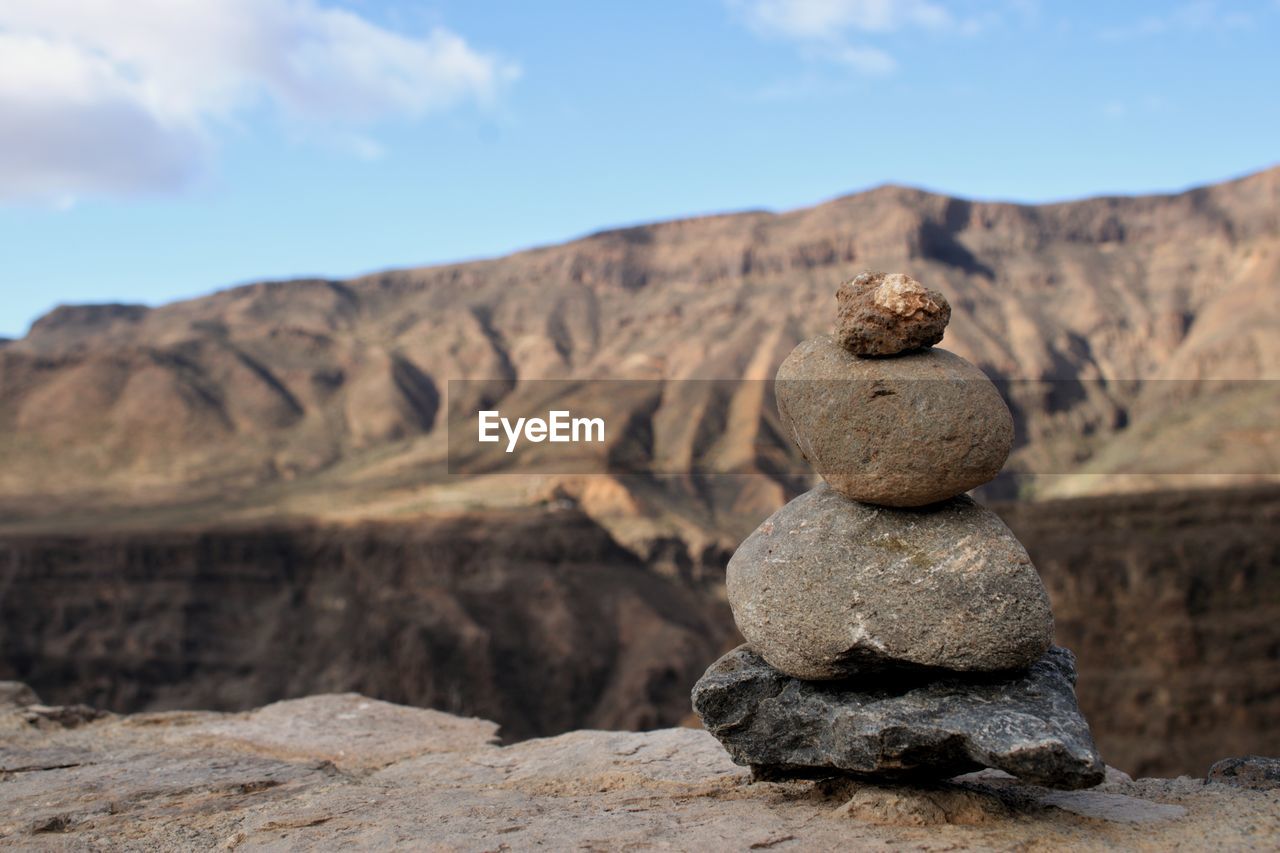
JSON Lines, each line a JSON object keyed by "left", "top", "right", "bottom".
{"left": 775, "top": 336, "right": 1014, "bottom": 506}
{"left": 727, "top": 484, "right": 1053, "bottom": 679}
{"left": 693, "top": 645, "right": 1103, "bottom": 789}
{"left": 835, "top": 271, "right": 951, "bottom": 356}
{"left": 1, "top": 690, "right": 1275, "bottom": 851}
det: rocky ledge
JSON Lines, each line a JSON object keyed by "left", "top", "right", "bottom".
{"left": 1, "top": 686, "right": 1277, "bottom": 851}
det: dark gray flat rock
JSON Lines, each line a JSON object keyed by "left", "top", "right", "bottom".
{"left": 692, "top": 645, "right": 1105, "bottom": 790}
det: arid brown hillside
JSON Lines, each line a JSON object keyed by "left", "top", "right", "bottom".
{"left": 1, "top": 167, "right": 1277, "bottom": 547}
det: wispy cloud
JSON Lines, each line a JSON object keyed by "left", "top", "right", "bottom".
{"left": 830, "top": 43, "right": 899, "bottom": 74}
{"left": 0, "top": 0, "right": 519, "bottom": 204}
{"left": 731, "top": 0, "right": 989, "bottom": 76}
{"left": 1102, "top": 96, "right": 1173, "bottom": 120}
{"left": 1099, "top": 1, "right": 1255, "bottom": 40}
{"left": 741, "top": 0, "right": 958, "bottom": 39}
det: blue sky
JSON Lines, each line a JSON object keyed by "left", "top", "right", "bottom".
{"left": 1, "top": 0, "right": 1277, "bottom": 338}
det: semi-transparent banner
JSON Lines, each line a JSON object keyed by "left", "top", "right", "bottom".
{"left": 446, "top": 379, "right": 1278, "bottom": 476}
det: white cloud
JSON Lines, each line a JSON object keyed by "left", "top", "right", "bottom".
{"left": 339, "top": 134, "right": 388, "bottom": 163}
{"left": 1099, "top": 1, "right": 1254, "bottom": 40}
{"left": 830, "top": 44, "right": 898, "bottom": 74}
{"left": 733, "top": 0, "right": 987, "bottom": 76}
{"left": 0, "top": 0, "right": 518, "bottom": 203}
{"left": 1102, "top": 96, "right": 1173, "bottom": 120}
{"left": 743, "top": 0, "right": 956, "bottom": 39}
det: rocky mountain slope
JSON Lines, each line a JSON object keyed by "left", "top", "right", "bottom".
{"left": 1, "top": 167, "right": 1277, "bottom": 548}
{"left": 2, "top": 689, "right": 1276, "bottom": 850}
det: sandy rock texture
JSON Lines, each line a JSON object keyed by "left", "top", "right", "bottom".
{"left": 727, "top": 485, "right": 1052, "bottom": 678}
{"left": 775, "top": 336, "right": 1013, "bottom": 507}
{"left": 835, "top": 271, "right": 951, "bottom": 356}
{"left": 2, "top": 690, "right": 1276, "bottom": 851}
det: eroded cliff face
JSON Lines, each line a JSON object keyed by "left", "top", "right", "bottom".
{"left": 1, "top": 486, "right": 1277, "bottom": 778}
{"left": 0, "top": 508, "right": 734, "bottom": 742}
{"left": 1003, "top": 485, "right": 1280, "bottom": 779}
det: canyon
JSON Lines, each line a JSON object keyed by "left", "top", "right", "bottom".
{"left": 2, "top": 485, "right": 1277, "bottom": 778}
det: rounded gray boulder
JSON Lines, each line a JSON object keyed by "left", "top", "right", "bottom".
{"left": 726, "top": 484, "right": 1054, "bottom": 679}
{"left": 775, "top": 335, "right": 1013, "bottom": 507}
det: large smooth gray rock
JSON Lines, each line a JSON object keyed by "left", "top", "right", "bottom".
{"left": 775, "top": 335, "right": 1013, "bottom": 506}
{"left": 692, "top": 645, "right": 1105, "bottom": 790}
{"left": 727, "top": 484, "right": 1053, "bottom": 679}
{"left": 835, "top": 271, "right": 951, "bottom": 356}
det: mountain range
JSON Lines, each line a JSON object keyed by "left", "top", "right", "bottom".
{"left": 2, "top": 166, "right": 1277, "bottom": 555}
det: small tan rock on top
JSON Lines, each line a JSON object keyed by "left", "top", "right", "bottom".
{"left": 836, "top": 271, "right": 951, "bottom": 357}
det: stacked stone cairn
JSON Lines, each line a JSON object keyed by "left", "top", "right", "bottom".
{"left": 693, "top": 271, "right": 1105, "bottom": 790}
